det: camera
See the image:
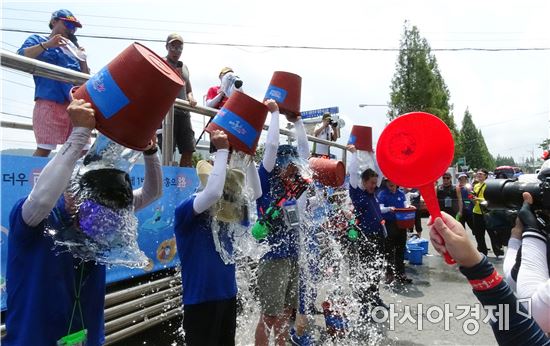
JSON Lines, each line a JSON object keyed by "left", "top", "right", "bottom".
{"left": 328, "top": 119, "right": 338, "bottom": 127}
{"left": 484, "top": 168, "right": 550, "bottom": 210}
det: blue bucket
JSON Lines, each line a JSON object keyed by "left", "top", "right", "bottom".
{"left": 408, "top": 245, "right": 423, "bottom": 265}
{"left": 408, "top": 236, "right": 429, "bottom": 255}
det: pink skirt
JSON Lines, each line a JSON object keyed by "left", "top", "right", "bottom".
{"left": 33, "top": 99, "right": 72, "bottom": 146}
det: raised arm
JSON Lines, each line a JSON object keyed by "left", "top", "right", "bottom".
{"left": 262, "top": 99, "right": 280, "bottom": 173}
{"left": 193, "top": 130, "right": 229, "bottom": 214}
{"left": 293, "top": 117, "right": 309, "bottom": 161}
{"left": 347, "top": 145, "right": 359, "bottom": 189}
{"left": 246, "top": 160, "right": 262, "bottom": 200}
{"left": 133, "top": 145, "right": 163, "bottom": 212}
{"left": 22, "top": 100, "right": 95, "bottom": 226}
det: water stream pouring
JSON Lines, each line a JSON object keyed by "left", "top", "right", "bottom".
{"left": 376, "top": 112, "right": 456, "bottom": 264}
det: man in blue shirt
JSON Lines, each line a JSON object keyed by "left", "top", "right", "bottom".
{"left": 378, "top": 179, "right": 412, "bottom": 284}
{"left": 18, "top": 9, "right": 90, "bottom": 157}
{"left": 254, "top": 101, "right": 311, "bottom": 346}
{"left": 5, "top": 99, "right": 162, "bottom": 346}
{"left": 174, "top": 128, "right": 262, "bottom": 345}
{"left": 346, "top": 145, "right": 388, "bottom": 317}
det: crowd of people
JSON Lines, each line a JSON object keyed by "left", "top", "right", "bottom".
{"left": 5, "top": 7, "right": 550, "bottom": 346}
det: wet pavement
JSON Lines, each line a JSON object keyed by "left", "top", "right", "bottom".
{"left": 114, "top": 218, "right": 504, "bottom": 345}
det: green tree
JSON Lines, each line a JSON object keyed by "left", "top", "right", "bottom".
{"left": 191, "top": 152, "right": 204, "bottom": 167}
{"left": 539, "top": 138, "right": 550, "bottom": 151}
{"left": 459, "top": 109, "right": 494, "bottom": 170}
{"left": 388, "top": 22, "right": 460, "bottom": 160}
{"left": 495, "top": 154, "right": 516, "bottom": 167}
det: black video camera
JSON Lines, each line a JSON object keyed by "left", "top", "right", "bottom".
{"left": 484, "top": 168, "right": 550, "bottom": 211}
{"left": 328, "top": 119, "right": 338, "bottom": 127}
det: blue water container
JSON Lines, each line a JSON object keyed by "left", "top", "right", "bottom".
{"left": 408, "top": 236, "right": 429, "bottom": 255}
{"left": 408, "top": 245, "right": 423, "bottom": 265}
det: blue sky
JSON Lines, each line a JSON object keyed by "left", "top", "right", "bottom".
{"left": 1, "top": 0, "right": 549, "bottom": 162}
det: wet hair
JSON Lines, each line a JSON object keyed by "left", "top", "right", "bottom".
{"left": 79, "top": 168, "right": 133, "bottom": 209}
{"left": 275, "top": 144, "right": 299, "bottom": 168}
{"left": 361, "top": 168, "right": 378, "bottom": 181}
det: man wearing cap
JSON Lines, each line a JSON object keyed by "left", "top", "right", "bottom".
{"left": 173, "top": 129, "right": 262, "bottom": 345}
{"left": 18, "top": 9, "right": 90, "bottom": 158}
{"left": 254, "top": 100, "right": 311, "bottom": 346}
{"left": 4, "top": 99, "right": 163, "bottom": 346}
{"left": 205, "top": 67, "right": 235, "bottom": 109}
{"left": 312, "top": 112, "right": 340, "bottom": 158}
{"left": 158, "top": 33, "right": 198, "bottom": 167}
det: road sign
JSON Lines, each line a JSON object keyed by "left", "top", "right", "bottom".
{"left": 457, "top": 157, "right": 466, "bottom": 165}
{"left": 300, "top": 106, "right": 339, "bottom": 119}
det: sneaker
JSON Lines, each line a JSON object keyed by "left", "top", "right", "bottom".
{"left": 384, "top": 272, "right": 395, "bottom": 285}
{"left": 290, "top": 328, "right": 314, "bottom": 346}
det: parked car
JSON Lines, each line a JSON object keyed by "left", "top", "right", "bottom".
{"left": 494, "top": 166, "right": 523, "bottom": 179}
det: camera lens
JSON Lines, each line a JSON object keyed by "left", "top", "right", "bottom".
{"left": 234, "top": 79, "right": 243, "bottom": 88}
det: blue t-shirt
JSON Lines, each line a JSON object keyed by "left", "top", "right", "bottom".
{"left": 348, "top": 185, "right": 384, "bottom": 235}
{"left": 377, "top": 189, "right": 406, "bottom": 221}
{"left": 18, "top": 34, "right": 81, "bottom": 103}
{"left": 174, "top": 195, "right": 237, "bottom": 305}
{"left": 459, "top": 186, "right": 474, "bottom": 214}
{"left": 5, "top": 198, "right": 106, "bottom": 346}
{"left": 256, "top": 164, "right": 299, "bottom": 260}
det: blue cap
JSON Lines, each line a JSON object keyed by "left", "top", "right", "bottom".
{"left": 51, "top": 9, "right": 82, "bottom": 28}
{"left": 276, "top": 144, "right": 299, "bottom": 168}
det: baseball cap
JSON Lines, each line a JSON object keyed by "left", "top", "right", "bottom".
{"left": 166, "top": 33, "right": 184, "bottom": 45}
{"left": 219, "top": 67, "right": 234, "bottom": 78}
{"left": 51, "top": 9, "right": 82, "bottom": 28}
{"left": 458, "top": 173, "right": 468, "bottom": 179}
{"left": 322, "top": 112, "right": 332, "bottom": 120}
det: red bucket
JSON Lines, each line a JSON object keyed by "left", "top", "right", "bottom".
{"left": 395, "top": 207, "right": 416, "bottom": 229}
{"left": 264, "top": 71, "right": 301, "bottom": 120}
{"left": 309, "top": 157, "right": 346, "bottom": 187}
{"left": 348, "top": 125, "right": 372, "bottom": 152}
{"left": 206, "top": 92, "right": 268, "bottom": 155}
{"left": 72, "top": 43, "right": 184, "bottom": 150}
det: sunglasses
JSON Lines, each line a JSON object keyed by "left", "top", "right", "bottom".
{"left": 442, "top": 177, "right": 451, "bottom": 180}
{"left": 168, "top": 45, "right": 183, "bottom": 52}
{"left": 61, "top": 20, "right": 77, "bottom": 31}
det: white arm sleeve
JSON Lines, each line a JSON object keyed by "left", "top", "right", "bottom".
{"left": 246, "top": 160, "right": 262, "bottom": 200}
{"left": 133, "top": 152, "right": 163, "bottom": 212}
{"left": 22, "top": 127, "right": 91, "bottom": 227}
{"left": 503, "top": 237, "right": 521, "bottom": 290}
{"left": 205, "top": 92, "right": 224, "bottom": 108}
{"left": 379, "top": 204, "right": 392, "bottom": 214}
{"left": 293, "top": 119, "right": 310, "bottom": 161}
{"left": 348, "top": 151, "right": 359, "bottom": 189}
{"left": 262, "top": 111, "right": 279, "bottom": 173}
{"left": 193, "top": 149, "right": 228, "bottom": 214}
{"left": 517, "top": 236, "right": 550, "bottom": 332}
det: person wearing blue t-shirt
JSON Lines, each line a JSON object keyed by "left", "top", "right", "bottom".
{"left": 346, "top": 144, "right": 388, "bottom": 317}
{"left": 174, "top": 129, "right": 262, "bottom": 346}
{"left": 254, "top": 101, "right": 311, "bottom": 346}
{"left": 377, "top": 179, "right": 412, "bottom": 285}
{"left": 4, "top": 99, "right": 163, "bottom": 346}
{"left": 18, "top": 9, "right": 90, "bottom": 158}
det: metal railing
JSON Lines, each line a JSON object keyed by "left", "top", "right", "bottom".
{"left": 0, "top": 49, "right": 348, "bottom": 164}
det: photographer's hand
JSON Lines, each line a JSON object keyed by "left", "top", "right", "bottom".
{"left": 519, "top": 192, "right": 547, "bottom": 236}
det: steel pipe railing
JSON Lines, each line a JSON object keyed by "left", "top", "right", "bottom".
{"left": 105, "top": 275, "right": 179, "bottom": 308}
{"left": 104, "top": 286, "right": 180, "bottom": 321}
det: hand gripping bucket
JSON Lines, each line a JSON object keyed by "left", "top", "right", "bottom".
{"left": 206, "top": 91, "right": 268, "bottom": 155}
{"left": 71, "top": 42, "right": 184, "bottom": 150}
{"left": 264, "top": 71, "right": 301, "bottom": 120}
{"left": 348, "top": 125, "right": 373, "bottom": 152}
{"left": 394, "top": 207, "right": 416, "bottom": 229}
{"left": 408, "top": 245, "right": 423, "bottom": 265}
{"left": 308, "top": 157, "right": 346, "bottom": 187}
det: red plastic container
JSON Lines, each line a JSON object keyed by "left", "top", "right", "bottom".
{"left": 206, "top": 91, "right": 268, "bottom": 155}
{"left": 264, "top": 71, "right": 301, "bottom": 120}
{"left": 72, "top": 42, "right": 184, "bottom": 150}
{"left": 309, "top": 157, "right": 346, "bottom": 187}
{"left": 394, "top": 207, "right": 416, "bottom": 229}
{"left": 348, "top": 125, "right": 373, "bottom": 152}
